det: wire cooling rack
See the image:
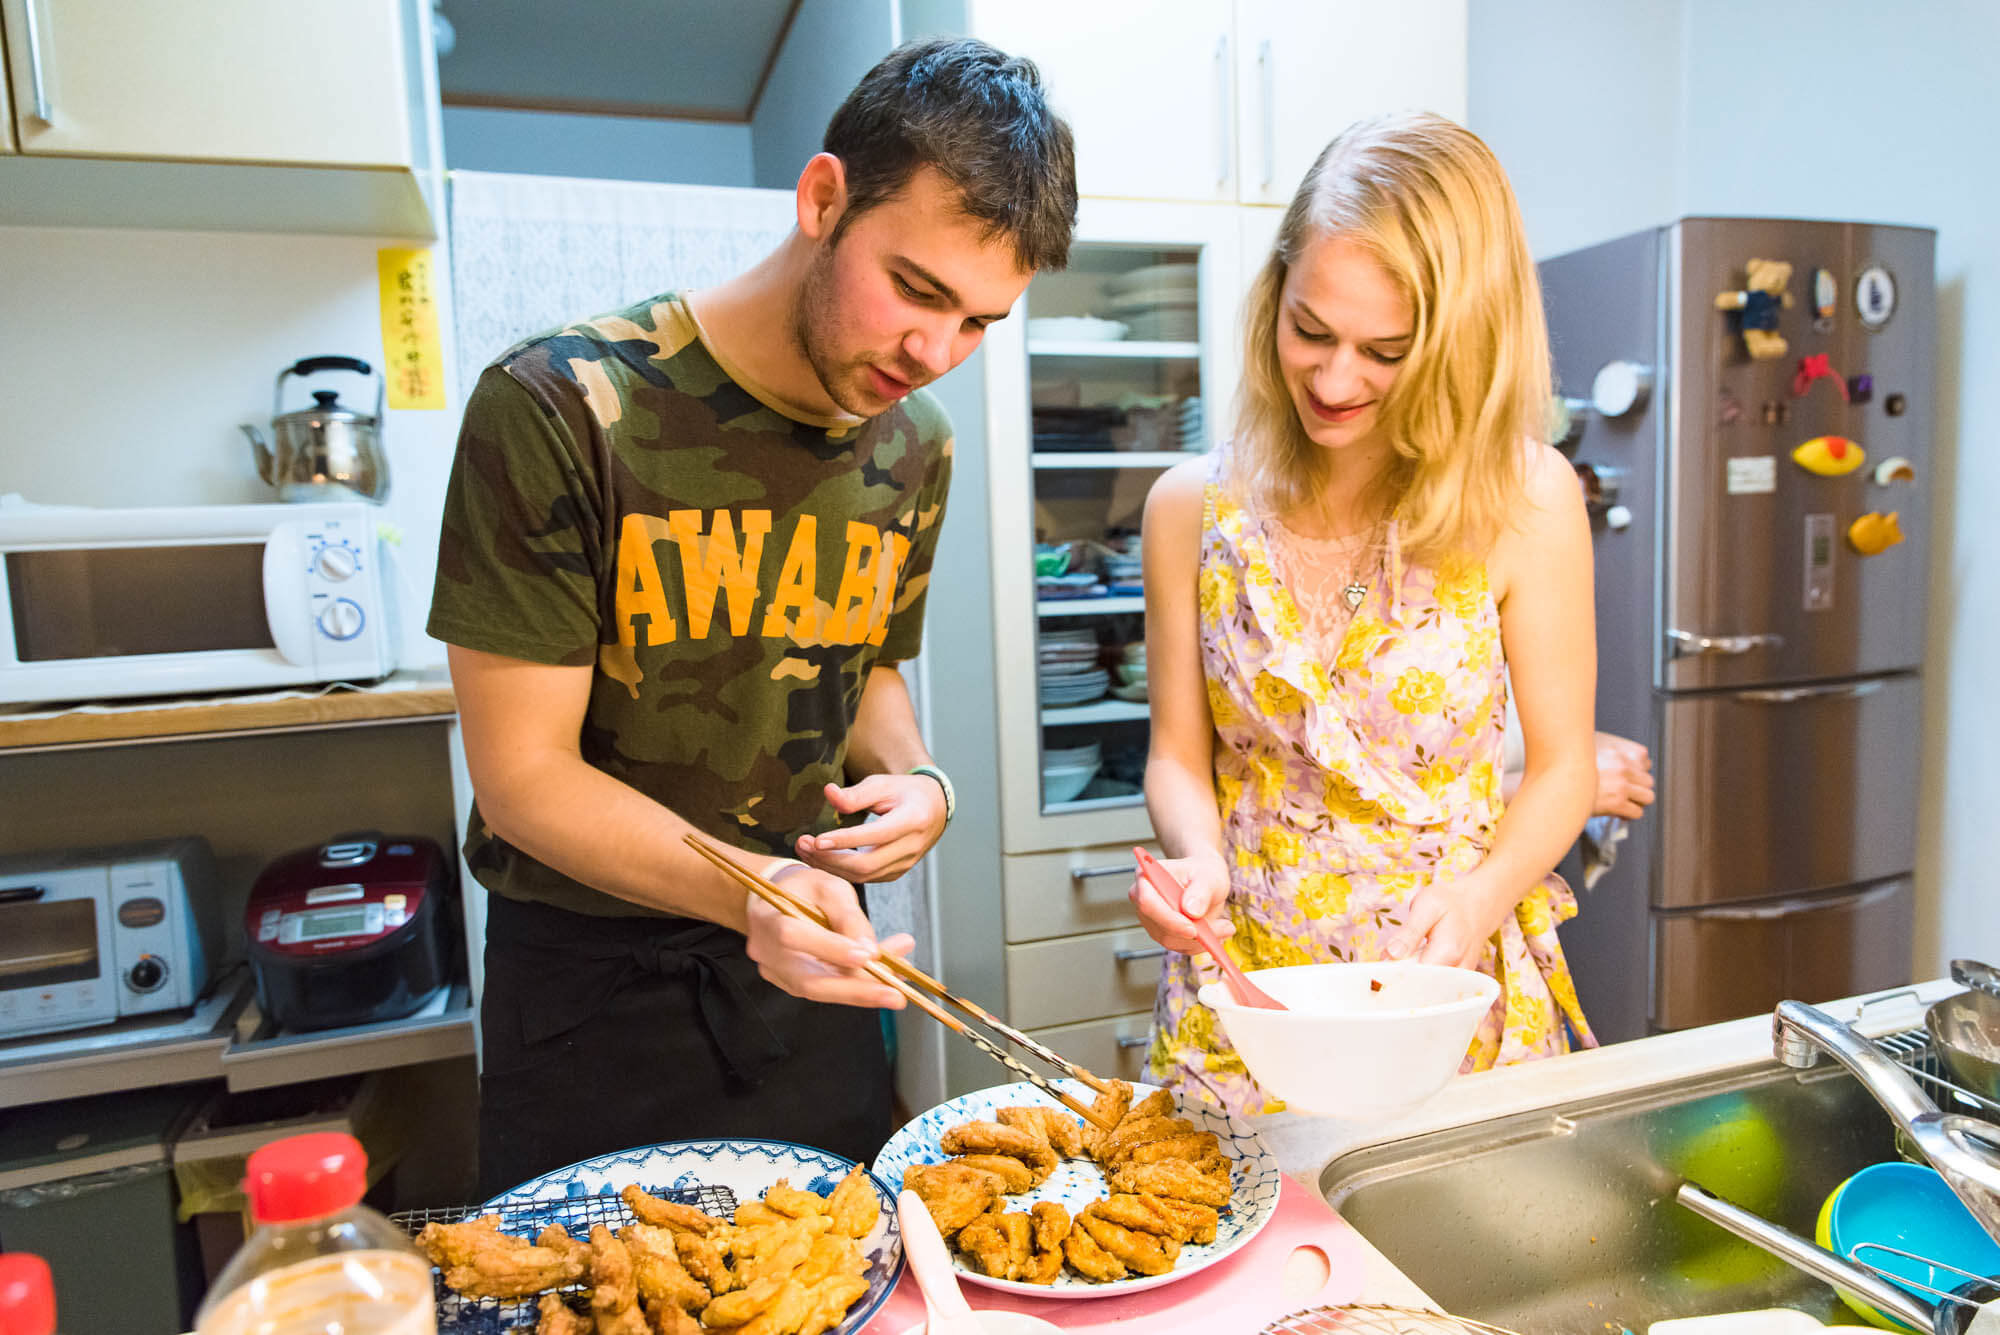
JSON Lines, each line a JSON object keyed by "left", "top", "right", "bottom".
{"left": 390, "top": 1183, "right": 737, "bottom": 1334}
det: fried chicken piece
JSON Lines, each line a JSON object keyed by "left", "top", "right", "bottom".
{"left": 1077, "top": 1207, "right": 1179, "bottom": 1276}
{"left": 1148, "top": 1194, "right": 1220, "bottom": 1244}
{"left": 621, "top": 1185, "right": 725, "bottom": 1236}
{"left": 797, "top": 1273, "right": 869, "bottom": 1335}
{"left": 671, "top": 1229, "right": 732, "bottom": 1294}
{"left": 419, "top": 1214, "right": 521, "bottom": 1268}
{"left": 1094, "top": 1193, "right": 1186, "bottom": 1242}
{"left": 734, "top": 1200, "right": 788, "bottom": 1228}
{"left": 950, "top": 1153, "right": 1040, "bottom": 1193}
{"left": 825, "top": 1165, "right": 879, "bottom": 1240}
{"left": 1124, "top": 1088, "right": 1177, "bottom": 1125}
{"left": 797, "top": 1233, "right": 865, "bottom": 1284}
{"left": 997, "top": 1106, "right": 1083, "bottom": 1159}
{"left": 702, "top": 1274, "right": 782, "bottom": 1327}
{"left": 594, "top": 1306, "right": 648, "bottom": 1335}
{"left": 1060, "top": 1221, "right": 1127, "bottom": 1282}
{"left": 538, "top": 1223, "right": 592, "bottom": 1265}
{"left": 738, "top": 1277, "right": 815, "bottom": 1335}
{"left": 1096, "top": 1115, "right": 1195, "bottom": 1167}
{"left": 1030, "top": 1201, "right": 1071, "bottom": 1254}
{"left": 953, "top": 1213, "right": 1018, "bottom": 1279}
{"left": 442, "top": 1241, "right": 590, "bottom": 1300}
{"left": 535, "top": 1293, "right": 594, "bottom": 1335}
{"left": 763, "top": 1178, "right": 828, "bottom": 1219}
{"left": 647, "top": 1305, "right": 701, "bottom": 1335}
{"left": 633, "top": 1255, "right": 709, "bottom": 1315}
{"left": 1079, "top": 1079, "right": 1133, "bottom": 1155}
{"left": 732, "top": 1217, "right": 825, "bottom": 1288}
{"left": 1109, "top": 1159, "right": 1233, "bottom": 1209}
{"left": 939, "top": 1121, "right": 1057, "bottom": 1173}
{"left": 588, "top": 1226, "right": 638, "bottom": 1314}
{"left": 901, "top": 1161, "right": 1003, "bottom": 1235}
{"left": 1122, "top": 1131, "right": 1221, "bottom": 1168}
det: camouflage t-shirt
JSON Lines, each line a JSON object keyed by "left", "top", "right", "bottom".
{"left": 429, "top": 292, "right": 952, "bottom": 917}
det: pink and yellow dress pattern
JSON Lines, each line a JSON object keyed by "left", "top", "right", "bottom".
{"left": 1147, "top": 469, "right": 1598, "bottom": 1116}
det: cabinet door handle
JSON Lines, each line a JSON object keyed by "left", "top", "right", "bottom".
{"left": 1258, "top": 39, "right": 1275, "bottom": 189}
{"left": 23, "top": 0, "right": 54, "bottom": 123}
{"left": 1071, "top": 863, "right": 1133, "bottom": 883}
{"left": 1213, "top": 34, "right": 1232, "bottom": 189}
{"left": 1117, "top": 1034, "right": 1151, "bottom": 1050}
{"left": 1115, "top": 946, "right": 1168, "bottom": 964}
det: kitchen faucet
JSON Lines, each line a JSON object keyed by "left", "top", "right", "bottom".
{"left": 1774, "top": 999, "right": 2000, "bottom": 1243}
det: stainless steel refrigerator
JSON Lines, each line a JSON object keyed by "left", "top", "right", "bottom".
{"left": 1541, "top": 217, "right": 1934, "bottom": 1041}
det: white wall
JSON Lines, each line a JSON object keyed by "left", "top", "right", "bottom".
{"left": 0, "top": 225, "right": 458, "bottom": 667}
{"left": 442, "top": 106, "right": 755, "bottom": 187}
{"left": 749, "top": 0, "right": 898, "bottom": 190}
{"left": 1470, "top": 0, "right": 2000, "bottom": 976}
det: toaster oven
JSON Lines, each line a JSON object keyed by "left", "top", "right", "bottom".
{"left": 0, "top": 836, "right": 223, "bottom": 1041}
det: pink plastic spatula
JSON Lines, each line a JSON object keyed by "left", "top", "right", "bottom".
{"left": 1132, "top": 845, "right": 1286, "bottom": 1010}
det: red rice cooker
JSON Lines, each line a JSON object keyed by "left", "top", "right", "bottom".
{"left": 245, "top": 833, "right": 453, "bottom": 1031}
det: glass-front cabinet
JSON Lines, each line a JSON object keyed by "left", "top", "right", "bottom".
{"left": 985, "top": 199, "right": 1241, "bottom": 855}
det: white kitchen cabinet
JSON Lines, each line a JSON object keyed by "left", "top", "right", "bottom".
{"left": 1240, "top": 203, "right": 1282, "bottom": 294}
{"left": 963, "top": 0, "right": 1465, "bottom": 205}
{"left": 1233, "top": 0, "right": 1467, "bottom": 206}
{"left": 0, "top": 0, "right": 438, "bottom": 234}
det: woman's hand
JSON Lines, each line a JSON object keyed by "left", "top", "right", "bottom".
{"left": 1384, "top": 874, "right": 1516, "bottom": 971}
{"left": 744, "top": 862, "right": 913, "bottom": 1008}
{"left": 1127, "top": 849, "right": 1233, "bottom": 956}
{"left": 1592, "top": 732, "right": 1655, "bottom": 820}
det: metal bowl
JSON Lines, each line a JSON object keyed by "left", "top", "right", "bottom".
{"left": 1926, "top": 990, "right": 2000, "bottom": 1103}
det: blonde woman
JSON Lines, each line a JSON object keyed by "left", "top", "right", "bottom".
{"left": 1130, "top": 113, "right": 1599, "bottom": 1115}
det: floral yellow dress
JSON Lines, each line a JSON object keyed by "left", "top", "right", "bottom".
{"left": 1146, "top": 465, "right": 1598, "bottom": 1116}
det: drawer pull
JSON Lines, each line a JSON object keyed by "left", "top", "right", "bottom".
{"left": 1071, "top": 863, "right": 1133, "bottom": 883}
{"left": 1115, "top": 946, "right": 1167, "bottom": 964}
{"left": 1116, "top": 1034, "right": 1151, "bottom": 1050}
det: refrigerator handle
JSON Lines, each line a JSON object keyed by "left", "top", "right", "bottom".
{"left": 1690, "top": 882, "right": 1904, "bottom": 921}
{"left": 1733, "top": 680, "right": 1888, "bottom": 705}
{"left": 1666, "top": 628, "right": 1784, "bottom": 658}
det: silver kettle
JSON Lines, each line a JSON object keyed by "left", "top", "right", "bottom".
{"left": 241, "top": 356, "right": 389, "bottom": 503}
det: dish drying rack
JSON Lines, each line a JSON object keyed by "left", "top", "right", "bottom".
{"left": 389, "top": 1182, "right": 737, "bottom": 1335}
{"left": 1873, "top": 1024, "right": 2000, "bottom": 1122}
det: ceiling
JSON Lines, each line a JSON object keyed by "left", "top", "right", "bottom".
{"left": 434, "top": 0, "right": 802, "bottom": 122}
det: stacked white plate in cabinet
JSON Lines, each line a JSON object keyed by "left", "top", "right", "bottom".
{"left": 1040, "top": 667, "right": 1109, "bottom": 706}
{"left": 1038, "top": 627, "right": 1102, "bottom": 676}
{"left": 1104, "top": 263, "right": 1199, "bottom": 342}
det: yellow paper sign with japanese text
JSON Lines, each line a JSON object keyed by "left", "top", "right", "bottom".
{"left": 376, "top": 247, "right": 447, "bottom": 410}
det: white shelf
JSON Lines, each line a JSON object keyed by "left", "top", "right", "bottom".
{"left": 1027, "top": 339, "right": 1200, "bottom": 359}
{"left": 1038, "top": 596, "right": 1145, "bottom": 617}
{"left": 1041, "top": 699, "right": 1150, "bottom": 726}
{"left": 1032, "top": 451, "right": 1195, "bottom": 469}
{"left": 1045, "top": 791, "right": 1147, "bottom": 816}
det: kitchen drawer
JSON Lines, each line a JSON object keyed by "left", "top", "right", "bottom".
{"left": 1002, "top": 842, "right": 1156, "bottom": 943}
{"left": 1005, "top": 927, "right": 1166, "bottom": 1030}
{"left": 1022, "top": 1011, "right": 1156, "bottom": 1087}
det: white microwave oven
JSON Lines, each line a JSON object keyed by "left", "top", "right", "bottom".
{"left": 0, "top": 500, "right": 397, "bottom": 706}
{"left": 0, "top": 836, "right": 223, "bottom": 1041}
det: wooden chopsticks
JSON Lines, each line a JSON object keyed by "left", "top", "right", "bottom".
{"left": 683, "top": 831, "right": 1121, "bottom": 1131}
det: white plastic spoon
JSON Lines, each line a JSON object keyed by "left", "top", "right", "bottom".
{"left": 898, "top": 1189, "right": 987, "bottom": 1335}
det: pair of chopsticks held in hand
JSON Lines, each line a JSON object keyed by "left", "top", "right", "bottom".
{"left": 684, "top": 831, "right": 1122, "bottom": 1131}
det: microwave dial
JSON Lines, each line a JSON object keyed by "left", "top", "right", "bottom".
{"left": 317, "top": 599, "right": 366, "bottom": 641}
{"left": 126, "top": 954, "right": 168, "bottom": 993}
{"left": 313, "top": 543, "right": 360, "bottom": 581}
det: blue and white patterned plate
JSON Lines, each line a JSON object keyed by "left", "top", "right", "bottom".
{"left": 873, "top": 1080, "right": 1281, "bottom": 1299}
{"left": 483, "top": 1138, "right": 902, "bottom": 1335}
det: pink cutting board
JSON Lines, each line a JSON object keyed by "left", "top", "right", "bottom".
{"left": 860, "top": 1175, "right": 1367, "bottom": 1333}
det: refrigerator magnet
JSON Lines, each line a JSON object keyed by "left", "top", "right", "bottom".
{"left": 1855, "top": 263, "right": 1897, "bottom": 329}
{"left": 1792, "top": 435, "right": 1866, "bottom": 477}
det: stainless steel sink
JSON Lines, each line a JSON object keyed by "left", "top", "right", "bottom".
{"left": 1320, "top": 1061, "right": 1904, "bottom": 1335}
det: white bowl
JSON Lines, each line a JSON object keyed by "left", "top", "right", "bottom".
{"left": 1198, "top": 961, "right": 1499, "bottom": 1122}
{"left": 1042, "top": 761, "right": 1100, "bottom": 803}
{"left": 1025, "top": 315, "right": 1129, "bottom": 342}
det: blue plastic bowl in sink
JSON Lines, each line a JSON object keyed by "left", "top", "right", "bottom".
{"left": 1828, "top": 1161, "right": 2000, "bottom": 1324}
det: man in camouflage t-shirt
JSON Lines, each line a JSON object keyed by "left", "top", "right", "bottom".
{"left": 430, "top": 39, "right": 1075, "bottom": 1193}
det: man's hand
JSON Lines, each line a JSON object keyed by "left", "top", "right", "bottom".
{"left": 1593, "top": 731, "right": 1655, "bottom": 820}
{"left": 792, "top": 775, "right": 948, "bottom": 883}
{"left": 744, "top": 864, "right": 913, "bottom": 1007}
{"left": 1127, "top": 850, "right": 1233, "bottom": 956}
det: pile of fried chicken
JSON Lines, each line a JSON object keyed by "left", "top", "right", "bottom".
{"left": 900, "top": 1078, "right": 1232, "bottom": 1284}
{"left": 415, "top": 1167, "right": 879, "bottom": 1335}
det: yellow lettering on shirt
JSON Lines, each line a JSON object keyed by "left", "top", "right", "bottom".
{"left": 865, "top": 530, "right": 913, "bottom": 646}
{"left": 827, "top": 522, "right": 882, "bottom": 644}
{"left": 761, "top": 515, "right": 820, "bottom": 639}
{"left": 670, "top": 508, "right": 771, "bottom": 638}
{"left": 614, "top": 512, "right": 676, "bottom": 646}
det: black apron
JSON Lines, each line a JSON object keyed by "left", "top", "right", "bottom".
{"left": 476, "top": 892, "right": 893, "bottom": 1199}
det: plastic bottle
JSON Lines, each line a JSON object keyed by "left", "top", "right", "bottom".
{"left": 0, "top": 1253, "right": 56, "bottom": 1335}
{"left": 193, "top": 1132, "right": 434, "bottom": 1335}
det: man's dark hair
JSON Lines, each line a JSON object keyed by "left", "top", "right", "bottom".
{"left": 823, "top": 37, "right": 1077, "bottom": 272}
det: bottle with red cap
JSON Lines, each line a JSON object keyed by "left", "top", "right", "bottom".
{"left": 193, "top": 1132, "right": 434, "bottom": 1335}
{"left": 0, "top": 1254, "right": 57, "bottom": 1335}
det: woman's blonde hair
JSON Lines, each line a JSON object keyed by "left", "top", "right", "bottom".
{"left": 1232, "top": 112, "right": 1551, "bottom": 565}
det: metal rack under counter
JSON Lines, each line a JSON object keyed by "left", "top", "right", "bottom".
{"left": 0, "top": 975, "right": 474, "bottom": 1109}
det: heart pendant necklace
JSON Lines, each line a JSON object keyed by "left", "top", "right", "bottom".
{"left": 1343, "top": 580, "right": 1367, "bottom": 611}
